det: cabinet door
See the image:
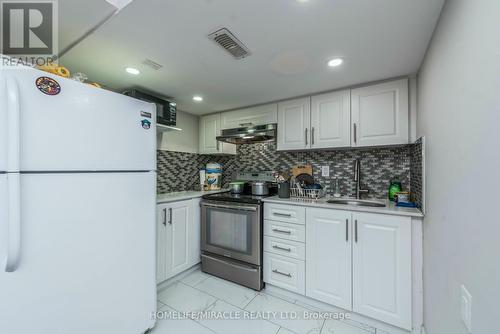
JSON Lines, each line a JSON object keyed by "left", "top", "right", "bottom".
{"left": 352, "top": 212, "right": 412, "bottom": 330}
{"left": 156, "top": 203, "right": 169, "bottom": 283}
{"left": 189, "top": 198, "right": 201, "bottom": 266}
{"left": 199, "top": 114, "right": 221, "bottom": 154}
{"left": 277, "top": 97, "right": 311, "bottom": 151}
{"left": 166, "top": 200, "right": 192, "bottom": 278}
{"left": 351, "top": 79, "right": 409, "bottom": 147}
{"left": 311, "top": 90, "right": 351, "bottom": 149}
{"left": 199, "top": 114, "right": 236, "bottom": 155}
{"left": 221, "top": 103, "right": 278, "bottom": 129}
{"left": 306, "top": 208, "right": 352, "bottom": 310}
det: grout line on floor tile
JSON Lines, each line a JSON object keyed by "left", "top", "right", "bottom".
{"left": 318, "top": 317, "right": 326, "bottom": 334}
{"left": 158, "top": 275, "right": 329, "bottom": 334}
{"left": 241, "top": 292, "right": 259, "bottom": 310}
{"left": 189, "top": 279, "right": 257, "bottom": 310}
{"left": 191, "top": 275, "right": 211, "bottom": 288}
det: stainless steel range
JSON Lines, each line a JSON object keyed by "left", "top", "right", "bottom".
{"left": 200, "top": 171, "right": 276, "bottom": 290}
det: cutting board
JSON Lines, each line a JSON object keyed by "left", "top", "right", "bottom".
{"left": 292, "top": 165, "right": 313, "bottom": 177}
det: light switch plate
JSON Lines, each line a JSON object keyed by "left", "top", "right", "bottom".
{"left": 321, "top": 166, "right": 330, "bottom": 177}
{"left": 461, "top": 285, "right": 472, "bottom": 333}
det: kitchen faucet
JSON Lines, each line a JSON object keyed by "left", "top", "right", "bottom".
{"left": 353, "top": 159, "right": 369, "bottom": 199}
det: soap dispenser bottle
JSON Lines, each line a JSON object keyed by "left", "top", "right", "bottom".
{"left": 333, "top": 178, "right": 341, "bottom": 198}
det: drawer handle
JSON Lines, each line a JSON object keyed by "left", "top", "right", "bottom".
{"left": 355, "top": 219, "right": 358, "bottom": 243}
{"left": 272, "top": 269, "right": 292, "bottom": 278}
{"left": 273, "top": 212, "right": 292, "bottom": 218}
{"left": 272, "top": 228, "right": 291, "bottom": 234}
{"left": 272, "top": 245, "right": 292, "bottom": 252}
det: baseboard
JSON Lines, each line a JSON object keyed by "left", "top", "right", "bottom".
{"left": 156, "top": 263, "right": 200, "bottom": 292}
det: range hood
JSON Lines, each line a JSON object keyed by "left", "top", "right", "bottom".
{"left": 216, "top": 124, "right": 277, "bottom": 144}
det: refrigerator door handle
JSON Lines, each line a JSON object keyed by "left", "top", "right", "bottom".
{"left": 5, "top": 174, "right": 21, "bottom": 272}
{"left": 6, "top": 76, "right": 21, "bottom": 172}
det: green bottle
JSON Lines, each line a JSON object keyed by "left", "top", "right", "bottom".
{"left": 388, "top": 180, "right": 402, "bottom": 201}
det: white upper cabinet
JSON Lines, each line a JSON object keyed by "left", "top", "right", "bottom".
{"left": 276, "top": 78, "right": 410, "bottom": 151}
{"left": 351, "top": 79, "right": 409, "bottom": 147}
{"left": 277, "top": 97, "right": 311, "bottom": 151}
{"left": 221, "top": 103, "right": 278, "bottom": 129}
{"left": 199, "top": 114, "right": 236, "bottom": 155}
{"left": 352, "top": 212, "right": 412, "bottom": 330}
{"left": 306, "top": 208, "right": 352, "bottom": 310}
{"left": 311, "top": 90, "right": 351, "bottom": 149}
{"left": 199, "top": 114, "right": 220, "bottom": 154}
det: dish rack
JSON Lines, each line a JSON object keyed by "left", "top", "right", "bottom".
{"left": 290, "top": 186, "right": 326, "bottom": 199}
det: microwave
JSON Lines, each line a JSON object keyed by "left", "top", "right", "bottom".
{"left": 125, "top": 89, "right": 177, "bottom": 126}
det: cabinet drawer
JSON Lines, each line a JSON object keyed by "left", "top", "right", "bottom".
{"left": 264, "top": 252, "right": 305, "bottom": 295}
{"left": 264, "top": 203, "right": 305, "bottom": 225}
{"left": 264, "top": 220, "right": 306, "bottom": 243}
{"left": 264, "top": 236, "right": 305, "bottom": 260}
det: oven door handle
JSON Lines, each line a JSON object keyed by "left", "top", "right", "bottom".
{"left": 201, "top": 203, "right": 258, "bottom": 212}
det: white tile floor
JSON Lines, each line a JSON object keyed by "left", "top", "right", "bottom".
{"left": 151, "top": 269, "right": 375, "bottom": 334}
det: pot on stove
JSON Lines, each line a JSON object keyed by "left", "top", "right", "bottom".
{"left": 251, "top": 181, "right": 269, "bottom": 196}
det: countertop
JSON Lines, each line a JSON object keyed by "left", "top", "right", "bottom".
{"left": 262, "top": 196, "right": 424, "bottom": 218}
{"left": 157, "top": 189, "right": 229, "bottom": 204}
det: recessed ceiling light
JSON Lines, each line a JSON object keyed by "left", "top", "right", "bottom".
{"left": 125, "top": 67, "right": 140, "bottom": 75}
{"left": 296, "top": 0, "right": 309, "bottom": 3}
{"left": 327, "top": 58, "right": 343, "bottom": 67}
{"left": 193, "top": 96, "right": 203, "bottom": 102}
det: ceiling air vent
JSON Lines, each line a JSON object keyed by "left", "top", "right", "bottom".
{"left": 142, "top": 58, "right": 163, "bottom": 70}
{"left": 208, "top": 28, "right": 251, "bottom": 59}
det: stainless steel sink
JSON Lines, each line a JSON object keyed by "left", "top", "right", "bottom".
{"left": 326, "top": 198, "right": 386, "bottom": 208}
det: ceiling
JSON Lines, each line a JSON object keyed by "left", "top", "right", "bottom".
{"left": 60, "top": 0, "right": 445, "bottom": 115}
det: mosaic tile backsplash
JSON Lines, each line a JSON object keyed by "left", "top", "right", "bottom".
{"left": 157, "top": 141, "right": 423, "bottom": 205}
{"left": 410, "top": 138, "right": 424, "bottom": 209}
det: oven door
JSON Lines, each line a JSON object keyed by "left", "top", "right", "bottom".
{"left": 201, "top": 201, "right": 261, "bottom": 265}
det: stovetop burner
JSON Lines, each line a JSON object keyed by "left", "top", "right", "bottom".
{"left": 202, "top": 171, "right": 277, "bottom": 204}
{"left": 202, "top": 191, "right": 273, "bottom": 204}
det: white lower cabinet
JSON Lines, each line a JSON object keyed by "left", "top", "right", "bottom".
{"left": 263, "top": 203, "right": 413, "bottom": 330}
{"left": 156, "top": 203, "right": 168, "bottom": 283}
{"left": 305, "top": 208, "right": 352, "bottom": 310}
{"left": 263, "top": 204, "right": 306, "bottom": 295}
{"left": 352, "top": 212, "right": 412, "bottom": 330}
{"left": 189, "top": 198, "right": 202, "bottom": 265}
{"left": 264, "top": 219, "right": 306, "bottom": 242}
{"left": 264, "top": 252, "right": 305, "bottom": 295}
{"left": 156, "top": 199, "right": 201, "bottom": 284}
{"left": 264, "top": 236, "right": 305, "bottom": 260}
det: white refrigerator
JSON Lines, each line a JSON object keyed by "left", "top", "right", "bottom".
{"left": 0, "top": 63, "right": 157, "bottom": 334}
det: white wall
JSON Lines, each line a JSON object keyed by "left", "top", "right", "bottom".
{"left": 157, "top": 110, "right": 199, "bottom": 153}
{"left": 417, "top": 0, "right": 500, "bottom": 333}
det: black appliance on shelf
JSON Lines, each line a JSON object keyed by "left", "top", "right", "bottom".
{"left": 124, "top": 89, "right": 177, "bottom": 126}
